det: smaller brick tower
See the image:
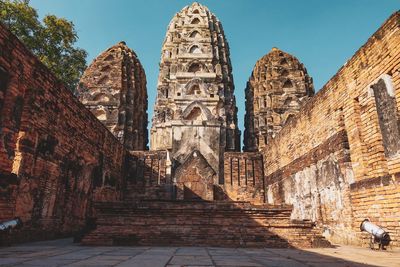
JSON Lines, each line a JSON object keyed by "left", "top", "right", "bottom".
{"left": 243, "top": 47, "right": 314, "bottom": 152}
{"left": 78, "top": 42, "right": 148, "bottom": 151}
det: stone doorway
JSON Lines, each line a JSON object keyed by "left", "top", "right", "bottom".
{"left": 174, "top": 150, "right": 216, "bottom": 201}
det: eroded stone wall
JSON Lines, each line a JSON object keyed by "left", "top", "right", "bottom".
{"left": 264, "top": 12, "right": 400, "bottom": 247}
{"left": 123, "top": 150, "right": 265, "bottom": 204}
{"left": 217, "top": 152, "right": 265, "bottom": 204}
{"left": 124, "top": 150, "right": 172, "bottom": 200}
{"left": 0, "top": 23, "right": 126, "bottom": 239}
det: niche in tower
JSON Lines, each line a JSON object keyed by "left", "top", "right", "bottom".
{"left": 191, "top": 18, "right": 200, "bottom": 24}
{"left": 189, "top": 45, "right": 202, "bottom": 54}
{"left": 187, "top": 84, "right": 201, "bottom": 95}
{"left": 188, "top": 62, "right": 201, "bottom": 73}
{"left": 190, "top": 31, "right": 202, "bottom": 38}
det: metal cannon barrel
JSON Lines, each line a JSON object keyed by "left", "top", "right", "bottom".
{"left": 0, "top": 217, "right": 22, "bottom": 231}
{"left": 360, "top": 218, "right": 391, "bottom": 249}
{"left": 360, "top": 219, "right": 387, "bottom": 239}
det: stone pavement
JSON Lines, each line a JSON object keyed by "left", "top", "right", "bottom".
{"left": 0, "top": 239, "right": 399, "bottom": 267}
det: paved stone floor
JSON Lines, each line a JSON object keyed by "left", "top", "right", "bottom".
{"left": 0, "top": 239, "right": 399, "bottom": 267}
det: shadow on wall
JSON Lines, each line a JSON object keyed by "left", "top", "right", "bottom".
{"left": 123, "top": 150, "right": 265, "bottom": 204}
{"left": 124, "top": 151, "right": 173, "bottom": 200}
{"left": 81, "top": 171, "right": 333, "bottom": 249}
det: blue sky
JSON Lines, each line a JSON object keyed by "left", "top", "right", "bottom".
{"left": 30, "top": 0, "right": 399, "bottom": 139}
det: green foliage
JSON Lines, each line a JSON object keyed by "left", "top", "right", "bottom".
{"left": 0, "top": 0, "right": 87, "bottom": 92}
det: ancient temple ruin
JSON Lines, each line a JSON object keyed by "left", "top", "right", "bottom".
{"left": 0, "top": 1, "right": 399, "bottom": 249}
{"left": 78, "top": 42, "right": 148, "bottom": 151}
{"left": 150, "top": 2, "right": 240, "bottom": 179}
{"left": 244, "top": 47, "right": 314, "bottom": 151}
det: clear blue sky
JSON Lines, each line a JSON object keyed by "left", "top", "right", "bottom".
{"left": 30, "top": 0, "right": 399, "bottom": 141}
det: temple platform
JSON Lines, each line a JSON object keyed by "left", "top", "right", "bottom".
{"left": 81, "top": 200, "right": 331, "bottom": 248}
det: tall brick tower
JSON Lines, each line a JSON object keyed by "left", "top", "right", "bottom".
{"left": 243, "top": 48, "right": 314, "bottom": 152}
{"left": 151, "top": 2, "right": 240, "bottom": 178}
{"left": 78, "top": 42, "right": 148, "bottom": 151}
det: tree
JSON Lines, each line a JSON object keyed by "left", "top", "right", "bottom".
{"left": 0, "top": 0, "right": 87, "bottom": 92}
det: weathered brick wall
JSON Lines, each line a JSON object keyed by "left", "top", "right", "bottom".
{"left": 123, "top": 151, "right": 265, "bottom": 203}
{"left": 0, "top": 23, "right": 126, "bottom": 238}
{"left": 125, "top": 150, "right": 172, "bottom": 200}
{"left": 350, "top": 175, "right": 400, "bottom": 247}
{"left": 83, "top": 200, "right": 330, "bottom": 248}
{"left": 264, "top": 12, "right": 400, "bottom": 246}
{"left": 220, "top": 152, "right": 265, "bottom": 204}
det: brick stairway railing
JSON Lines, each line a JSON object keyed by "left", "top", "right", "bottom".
{"left": 81, "top": 200, "right": 331, "bottom": 248}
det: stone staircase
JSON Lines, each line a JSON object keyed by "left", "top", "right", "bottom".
{"left": 81, "top": 200, "right": 331, "bottom": 248}
{"left": 124, "top": 182, "right": 172, "bottom": 201}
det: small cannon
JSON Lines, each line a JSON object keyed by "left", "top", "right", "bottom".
{"left": 360, "top": 219, "right": 390, "bottom": 250}
{"left": 0, "top": 217, "right": 23, "bottom": 232}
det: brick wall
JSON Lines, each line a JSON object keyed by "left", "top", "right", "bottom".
{"left": 220, "top": 152, "right": 265, "bottom": 204}
{"left": 125, "top": 150, "right": 172, "bottom": 200}
{"left": 82, "top": 200, "right": 330, "bottom": 248}
{"left": 0, "top": 23, "right": 126, "bottom": 239}
{"left": 124, "top": 151, "right": 265, "bottom": 203}
{"left": 264, "top": 12, "right": 400, "bottom": 246}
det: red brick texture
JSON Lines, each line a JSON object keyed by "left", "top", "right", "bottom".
{"left": 264, "top": 12, "right": 400, "bottom": 247}
{"left": 0, "top": 23, "right": 126, "bottom": 241}
{"left": 82, "top": 200, "right": 331, "bottom": 248}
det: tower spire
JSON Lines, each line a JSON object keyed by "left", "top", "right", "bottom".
{"left": 150, "top": 3, "right": 240, "bottom": 177}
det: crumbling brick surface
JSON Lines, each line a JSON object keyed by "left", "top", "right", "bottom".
{"left": 0, "top": 22, "right": 126, "bottom": 239}
{"left": 150, "top": 2, "right": 241, "bottom": 180}
{"left": 124, "top": 150, "right": 172, "bottom": 200}
{"left": 243, "top": 48, "right": 314, "bottom": 152}
{"left": 219, "top": 152, "right": 265, "bottom": 204}
{"left": 263, "top": 12, "right": 400, "bottom": 247}
{"left": 123, "top": 151, "right": 265, "bottom": 204}
{"left": 78, "top": 42, "right": 148, "bottom": 151}
{"left": 82, "top": 200, "right": 331, "bottom": 248}
{"left": 1, "top": 4, "right": 399, "bottom": 249}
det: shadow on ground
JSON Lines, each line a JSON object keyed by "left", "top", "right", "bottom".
{"left": 0, "top": 238, "right": 399, "bottom": 267}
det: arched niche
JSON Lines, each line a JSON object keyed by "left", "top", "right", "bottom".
{"left": 182, "top": 101, "right": 213, "bottom": 121}
{"left": 283, "top": 79, "right": 293, "bottom": 88}
{"left": 280, "top": 58, "right": 289, "bottom": 66}
{"left": 185, "top": 107, "right": 204, "bottom": 120}
{"left": 189, "top": 30, "right": 202, "bottom": 38}
{"left": 93, "top": 93, "right": 110, "bottom": 102}
{"left": 188, "top": 63, "right": 201, "bottom": 73}
{"left": 100, "top": 65, "right": 111, "bottom": 72}
{"left": 191, "top": 17, "right": 201, "bottom": 24}
{"left": 184, "top": 78, "right": 208, "bottom": 95}
{"left": 189, "top": 45, "right": 202, "bottom": 54}
{"left": 284, "top": 113, "right": 296, "bottom": 125}
{"left": 187, "top": 84, "right": 201, "bottom": 95}
{"left": 97, "top": 75, "right": 109, "bottom": 85}
{"left": 187, "top": 61, "right": 208, "bottom": 73}
{"left": 281, "top": 69, "right": 289, "bottom": 76}
{"left": 104, "top": 54, "right": 114, "bottom": 61}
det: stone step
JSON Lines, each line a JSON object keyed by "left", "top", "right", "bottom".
{"left": 81, "top": 200, "right": 331, "bottom": 248}
{"left": 93, "top": 200, "right": 294, "bottom": 211}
